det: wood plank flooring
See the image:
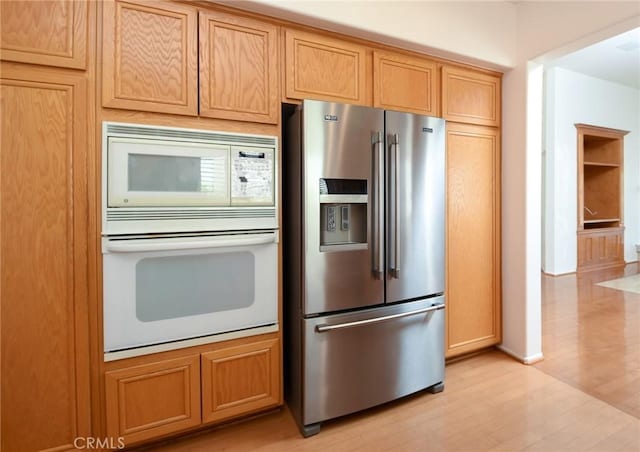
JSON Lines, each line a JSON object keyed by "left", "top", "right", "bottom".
{"left": 536, "top": 263, "right": 640, "bottom": 419}
{"left": 145, "top": 265, "right": 640, "bottom": 451}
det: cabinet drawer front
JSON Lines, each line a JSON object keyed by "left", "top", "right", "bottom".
{"left": 201, "top": 338, "right": 280, "bottom": 424}
{"left": 105, "top": 355, "right": 201, "bottom": 445}
{"left": 442, "top": 66, "right": 501, "bottom": 126}
{"left": 199, "top": 11, "right": 279, "bottom": 123}
{"left": 102, "top": 0, "right": 198, "bottom": 115}
{"left": 1, "top": 0, "right": 88, "bottom": 69}
{"left": 285, "top": 29, "right": 367, "bottom": 104}
{"left": 373, "top": 51, "right": 439, "bottom": 116}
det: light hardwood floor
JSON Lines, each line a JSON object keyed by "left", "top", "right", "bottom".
{"left": 536, "top": 263, "right": 639, "bottom": 419}
{"left": 146, "top": 265, "right": 640, "bottom": 451}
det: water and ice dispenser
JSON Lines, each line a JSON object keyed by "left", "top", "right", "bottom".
{"left": 319, "top": 178, "right": 367, "bottom": 251}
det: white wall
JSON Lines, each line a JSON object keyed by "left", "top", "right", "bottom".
{"left": 227, "top": 0, "right": 517, "bottom": 69}
{"left": 504, "top": 2, "right": 639, "bottom": 361}
{"left": 543, "top": 67, "right": 640, "bottom": 274}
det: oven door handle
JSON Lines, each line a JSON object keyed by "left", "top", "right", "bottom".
{"left": 104, "top": 232, "right": 277, "bottom": 253}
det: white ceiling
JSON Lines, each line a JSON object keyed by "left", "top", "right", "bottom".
{"left": 549, "top": 27, "right": 640, "bottom": 89}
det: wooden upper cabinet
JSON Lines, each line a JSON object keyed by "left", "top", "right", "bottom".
{"left": 442, "top": 65, "right": 501, "bottom": 127}
{"left": 373, "top": 51, "right": 439, "bottom": 116}
{"left": 105, "top": 355, "right": 202, "bottom": 446}
{"left": 284, "top": 28, "right": 367, "bottom": 105}
{"left": 1, "top": 65, "right": 91, "bottom": 451}
{"left": 102, "top": 0, "right": 198, "bottom": 115}
{"left": 199, "top": 11, "right": 278, "bottom": 123}
{"left": 0, "top": 0, "right": 88, "bottom": 69}
{"left": 201, "top": 338, "right": 280, "bottom": 424}
{"left": 445, "top": 123, "right": 501, "bottom": 358}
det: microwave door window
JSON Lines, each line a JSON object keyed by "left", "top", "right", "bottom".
{"left": 107, "top": 137, "right": 230, "bottom": 207}
{"left": 135, "top": 252, "right": 255, "bottom": 322}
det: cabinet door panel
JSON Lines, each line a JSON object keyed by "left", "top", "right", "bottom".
{"left": 373, "top": 51, "right": 438, "bottom": 116}
{"left": 446, "top": 123, "right": 501, "bottom": 357}
{"left": 105, "top": 355, "right": 201, "bottom": 446}
{"left": 1, "top": 0, "right": 88, "bottom": 69}
{"left": 201, "top": 338, "right": 280, "bottom": 424}
{"left": 284, "top": 29, "right": 367, "bottom": 105}
{"left": 1, "top": 66, "right": 90, "bottom": 451}
{"left": 199, "top": 11, "right": 278, "bottom": 123}
{"left": 442, "top": 66, "right": 500, "bottom": 126}
{"left": 102, "top": 0, "right": 198, "bottom": 115}
{"left": 577, "top": 228, "right": 624, "bottom": 272}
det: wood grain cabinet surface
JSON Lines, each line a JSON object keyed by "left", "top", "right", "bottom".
{"left": 445, "top": 123, "right": 501, "bottom": 358}
{"left": 201, "top": 338, "right": 281, "bottom": 424}
{"left": 284, "top": 28, "right": 368, "bottom": 105}
{"left": 102, "top": 0, "right": 198, "bottom": 115}
{"left": 0, "top": 0, "right": 88, "bottom": 69}
{"left": 1, "top": 65, "right": 91, "bottom": 452}
{"left": 373, "top": 51, "right": 439, "bottom": 116}
{"left": 442, "top": 65, "right": 501, "bottom": 126}
{"left": 199, "top": 11, "right": 279, "bottom": 123}
{"left": 105, "top": 355, "right": 202, "bottom": 446}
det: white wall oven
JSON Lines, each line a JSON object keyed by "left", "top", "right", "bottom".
{"left": 101, "top": 122, "right": 279, "bottom": 359}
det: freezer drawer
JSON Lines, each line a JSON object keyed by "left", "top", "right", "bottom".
{"left": 302, "top": 297, "right": 444, "bottom": 427}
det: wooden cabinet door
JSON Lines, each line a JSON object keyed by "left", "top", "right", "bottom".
{"left": 1, "top": 0, "right": 88, "bottom": 69}
{"left": 442, "top": 66, "right": 501, "bottom": 127}
{"left": 373, "top": 51, "right": 439, "bottom": 116}
{"left": 201, "top": 338, "right": 280, "bottom": 424}
{"left": 102, "top": 0, "right": 198, "bottom": 115}
{"left": 284, "top": 29, "right": 367, "bottom": 105}
{"left": 105, "top": 355, "right": 201, "bottom": 446}
{"left": 577, "top": 228, "right": 625, "bottom": 272}
{"left": 199, "top": 11, "right": 278, "bottom": 123}
{"left": 445, "top": 123, "right": 501, "bottom": 358}
{"left": 1, "top": 65, "right": 91, "bottom": 451}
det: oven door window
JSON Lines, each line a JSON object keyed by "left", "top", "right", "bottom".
{"left": 135, "top": 251, "right": 255, "bottom": 322}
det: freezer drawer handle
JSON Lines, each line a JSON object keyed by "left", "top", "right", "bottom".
{"left": 316, "top": 304, "right": 445, "bottom": 332}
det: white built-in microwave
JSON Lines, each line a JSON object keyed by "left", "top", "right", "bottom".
{"left": 102, "top": 122, "right": 278, "bottom": 235}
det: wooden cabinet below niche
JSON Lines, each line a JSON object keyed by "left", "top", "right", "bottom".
{"left": 373, "top": 51, "right": 439, "bottom": 116}
{"left": 284, "top": 28, "right": 368, "bottom": 105}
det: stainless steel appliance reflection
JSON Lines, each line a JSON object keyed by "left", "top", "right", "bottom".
{"left": 284, "top": 100, "right": 446, "bottom": 436}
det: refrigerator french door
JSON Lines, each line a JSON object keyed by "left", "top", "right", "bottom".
{"left": 284, "top": 100, "right": 446, "bottom": 436}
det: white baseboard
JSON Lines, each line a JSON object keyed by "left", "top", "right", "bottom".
{"left": 497, "top": 345, "right": 544, "bottom": 365}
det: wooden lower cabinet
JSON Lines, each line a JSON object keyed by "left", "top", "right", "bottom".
{"left": 201, "top": 338, "right": 280, "bottom": 424}
{"left": 445, "top": 123, "right": 501, "bottom": 358}
{"left": 577, "top": 227, "right": 625, "bottom": 272}
{"left": 105, "top": 355, "right": 202, "bottom": 446}
{"left": 104, "top": 335, "right": 281, "bottom": 447}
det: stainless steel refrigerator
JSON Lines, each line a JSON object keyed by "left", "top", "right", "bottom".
{"left": 284, "top": 100, "right": 445, "bottom": 436}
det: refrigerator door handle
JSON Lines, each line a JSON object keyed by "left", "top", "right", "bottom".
{"left": 316, "top": 304, "right": 445, "bottom": 332}
{"left": 390, "top": 133, "right": 400, "bottom": 279}
{"left": 372, "top": 131, "right": 385, "bottom": 279}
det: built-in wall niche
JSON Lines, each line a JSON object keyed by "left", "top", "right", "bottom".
{"left": 576, "top": 123, "right": 629, "bottom": 272}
